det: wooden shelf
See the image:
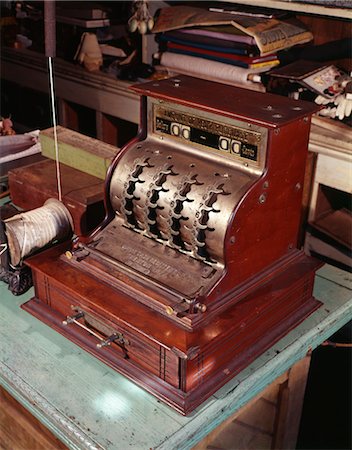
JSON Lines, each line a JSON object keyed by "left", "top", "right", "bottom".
{"left": 312, "top": 208, "right": 351, "bottom": 248}
{"left": 1, "top": 47, "right": 140, "bottom": 146}
{"left": 222, "top": 0, "right": 352, "bottom": 19}
{"left": 1, "top": 47, "right": 140, "bottom": 125}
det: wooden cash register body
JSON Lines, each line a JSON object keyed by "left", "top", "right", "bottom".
{"left": 23, "top": 76, "right": 322, "bottom": 415}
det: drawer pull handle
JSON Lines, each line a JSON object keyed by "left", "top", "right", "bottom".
{"left": 97, "top": 333, "right": 125, "bottom": 348}
{"left": 62, "top": 311, "right": 84, "bottom": 325}
{"left": 62, "top": 311, "right": 129, "bottom": 358}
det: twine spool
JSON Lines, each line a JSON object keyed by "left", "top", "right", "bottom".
{"left": 4, "top": 199, "right": 73, "bottom": 267}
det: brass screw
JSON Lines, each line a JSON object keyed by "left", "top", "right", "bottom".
{"left": 197, "top": 304, "right": 207, "bottom": 313}
{"left": 259, "top": 193, "right": 267, "bottom": 204}
{"left": 65, "top": 251, "right": 73, "bottom": 260}
{"left": 166, "top": 306, "right": 174, "bottom": 315}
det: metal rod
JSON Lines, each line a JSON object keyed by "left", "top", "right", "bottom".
{"left": 44, "top": 1, "right": 56, "bottom": 58}
{"left": 63, "top": 316, "right": 104, "bottom": 342}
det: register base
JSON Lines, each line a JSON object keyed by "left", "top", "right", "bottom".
{"left": 23, "top": 244, "right": 321, "bottom": 415}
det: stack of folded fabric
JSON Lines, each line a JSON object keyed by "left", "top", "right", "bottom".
{"left": 155, "top": 26, "right": 278, "bottom": 92}
{"left": 157, "top": 26, "right": 279, "bottom": 70}
{"left": 152, "top": 6, "right": 313, "bottom": 92}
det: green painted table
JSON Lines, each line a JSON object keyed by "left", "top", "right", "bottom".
{"left": 0, "top": 264, "right": 351, "bottom": 450}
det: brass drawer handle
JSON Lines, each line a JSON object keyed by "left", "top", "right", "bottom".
{"left": 62, "top": 311, "right": 84, "bottom": 325}
{"left": 97, "top": 333, "right": 126, "bottom": 348}
{"left": 62, "top": 311, "right": 129, "bottom": 358}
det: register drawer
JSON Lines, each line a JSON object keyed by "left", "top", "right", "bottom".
{"left": 30, "top": 269, "right": 180, "bottom": 389}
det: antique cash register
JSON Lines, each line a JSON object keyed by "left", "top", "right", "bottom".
{"left": 23, "top": 76, "right": 322, "bottom": 414}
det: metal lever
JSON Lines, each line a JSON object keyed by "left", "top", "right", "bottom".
{"left": 165, "top": 300, "right": 207, "bottom": 316}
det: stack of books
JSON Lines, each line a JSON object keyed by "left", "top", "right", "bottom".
{"left": 157, "top": 26, "right": 279, "bottom": 70}
{"left": 153, "top": 6, "right": 313, "bottom": 91}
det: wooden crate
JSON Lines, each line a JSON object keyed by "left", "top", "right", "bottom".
{"left": 8, "top": 159, "right": 105, "bottom": 236}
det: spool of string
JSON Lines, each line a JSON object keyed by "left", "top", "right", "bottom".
{"left": 4, "top": 199, "right": 73, "bottom": 267}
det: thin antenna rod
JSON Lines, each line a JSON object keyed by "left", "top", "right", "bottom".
{"left": 48, "top": 57, "right": 62, "bottom": 202}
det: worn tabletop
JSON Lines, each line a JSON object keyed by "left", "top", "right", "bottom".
{"left": 0, "top": 264, "right": 351, "bottom": 450}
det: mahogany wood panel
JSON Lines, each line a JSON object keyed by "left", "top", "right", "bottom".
{"left": 222, "top": 117, "right": 312, "bottom": 292}
{"left": 131, "top": 75, "right": 319, "bottom": 128}
{"left": 24, "top": 243, "right": 321, "bottom": 415}
{"left": 94, "top": 76, "right": 321, "bottom": 325}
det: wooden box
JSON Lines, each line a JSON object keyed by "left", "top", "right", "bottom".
{"left": 24, "top": 244, "right": 321, "bottom": 415}
{"left": 8, "top": 159, "right": 105, "bottom": 236}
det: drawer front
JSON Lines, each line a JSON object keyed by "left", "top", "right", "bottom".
{"left": 37, "top": 274, "right": 180, "bottom": 389}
